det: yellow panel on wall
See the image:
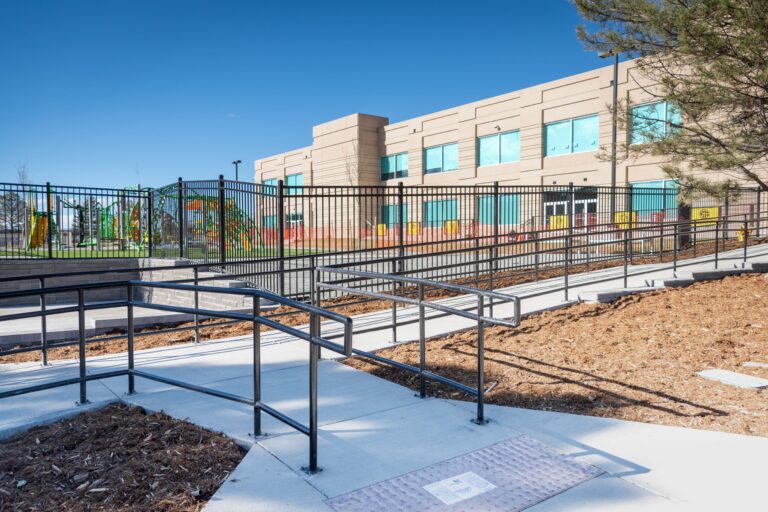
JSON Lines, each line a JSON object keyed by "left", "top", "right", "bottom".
{"left": 614, "top": 211, "right": 637, "bottom": 229}
{"left": 377, "top": 224, "right": 388, "bottom": 236}
{"left": 692, "top": 207, "right": 719, "bottom": 226}
{"left": 549, "top": 215, "right": 569, "bottom": 230}
{"left": 444, "top": 220, "right": 459, "bottom": 234}
{"left": 407, "top": 222, "right": 420, "bottom": 235}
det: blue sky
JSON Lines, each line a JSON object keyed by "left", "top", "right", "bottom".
{"left": 0, "top": 0, "right": 608, "bottom": 188}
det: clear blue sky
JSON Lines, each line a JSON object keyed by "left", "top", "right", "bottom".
{"left": 0, "top": 0, "right": 607, "bottom": 188}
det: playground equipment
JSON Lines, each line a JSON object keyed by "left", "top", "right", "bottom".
{"left": 184, "top": 194, "right": 263, "bottom": 252}
{"left": 26, "top": 190, "right": 58, "bottom": 250}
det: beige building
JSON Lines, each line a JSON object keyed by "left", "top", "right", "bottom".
{"left": 255, "top": 59, "right": 709, "bottom": 191}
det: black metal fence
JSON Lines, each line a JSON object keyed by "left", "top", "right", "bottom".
{"left": 1, "top": 177, "right": 764, "bottom": 298}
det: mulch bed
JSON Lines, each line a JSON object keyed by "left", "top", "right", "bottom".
{"left": 345, "top": 273, "right": 768, "bottom": 437}
{"left": 1, "top": 238, "right": 763, "bottom": 365}
{"left": 0, "top": 403, "right": 245, "bottom": 511}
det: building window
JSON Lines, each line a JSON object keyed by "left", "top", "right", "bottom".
{"left": 630, "top": 179, "right": 678, "bottom": 214}
{"left": 423, "top": 199, "right": 457, "bottom": 227}
{"left": 380, "top": 204, "right": 408, "bottom": 226}
{"left": 424, "top": 143, "right": 459, "bottom": 174}
{"left": 381, "top": 153, "right": 408, "bottom": 180}
{"left": 262, "top": 214, "right": 277, "bottom": 228}
{"left": 262, "top": 178, "right": 278, "bottom": 195}
{"left": 630, "top": 101, "right": 681, "bottom": 144}
{"left": 286, "top": 173, "right": 303, "bottom": 195}
{"left": 544, "top": 114, "right": 598, "bottom": 156}
{"left": 478, "top": 131, "right": 520, "bottom": 167}
{"left": 477, "top": 194, "right": 520, "bottom": 225}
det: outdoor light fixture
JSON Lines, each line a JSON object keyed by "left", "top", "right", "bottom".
{"left": 232, "top": 160, "right": 242, "bottom": 181}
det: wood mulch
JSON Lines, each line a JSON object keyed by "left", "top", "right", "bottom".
{"left": 0, "top": 403, "right": 245, "bottom": 511}
{"left": 344, "top": 273, "right": 768, "bottom": 436}
{"left": 0, "top": 238, "right": 763, "bottom": 365}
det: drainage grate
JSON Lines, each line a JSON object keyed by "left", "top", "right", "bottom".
{"left": 325, "top": 435, "right": 604, "bottom": 511}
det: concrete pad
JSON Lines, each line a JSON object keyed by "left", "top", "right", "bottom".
{"left": 205, "top": 445, "right": 332, "bottom": 512}
{"left": 697, "top": 369, "right": 768, "bottom": 388}
{"left": 578, "top": 287, "right": 658, "bottom": 304}
{"left": 743, "top": 361, "right": 768, "bottom": 369}
{"left": 259, "top": 399, "right": 522, "bottom": 498}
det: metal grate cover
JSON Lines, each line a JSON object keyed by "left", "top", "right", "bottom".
{"left": 326, "top": 435, "right": 604, "bottom": 511}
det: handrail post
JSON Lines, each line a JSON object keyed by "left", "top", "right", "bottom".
{"left": 39, "top": 277, "right": 48, "bottom": 366}
{"left": 418, "top": 283, "right": 426, "bottom": 399}
{"left": 623, "top": 229, "right": 629, "bottom": 288}
{"left": 564, "top": 231, "right": 570, "bottom": 302}
{"left": 391, "top": 259, "right": 397, "bottom": 345}
{"left": 77, "top": 289, "right": 88, "bottom": 404}
{"left": 474, "top": 237, "right": 480, "bottom": 288}
{"left": 673, "top": 223, "right": 678, "bottom": 273}
{"left": 714, "top": 219, "right": 720, "bottom": 269}
{"left": 473, "top": 294, "right": 486, "bottom": 425}
{"left": 534, "top": 229, "right": 540, "bottom": 281}
{"left": 252, "top": 297, "right": 262, "bottom": 437}
{"left": 127, "top": 283, "right": 135, "bottom": 395}
{"left": 307, "top": 311, "right": 320, "bottom": 474}
{"left": 743, "top": 215, "right": 748, "bottom": 267}
{"left": 756, "top": 188, "right": 762, "bottom": 238}
{"left": 193, "top": 267, "right": 200, "bottom": 343}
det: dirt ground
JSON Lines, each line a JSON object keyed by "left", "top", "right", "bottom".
{"left": 0, "top": 403, "right": 244, "bottom": 511}
{"left": 345, "top": 273, "right": 768, "bottom": 437}
{"left": 0, "top": 238, "right": 762, "bottom": 365}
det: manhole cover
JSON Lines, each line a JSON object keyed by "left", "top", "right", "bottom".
{"left": 326, "top": 434, "right": 603, "bottom": 511}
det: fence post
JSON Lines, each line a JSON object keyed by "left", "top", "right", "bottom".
{"left": 492, "top": 181, "right": 499, "bottom": 284}
{"left": 193, "top": 267, "right": 200, "bottom": 343}
{"left": 743, "top": 215, "right": 748, "bottom": 267}
{"left": 397, "top": 182, "right": 405, "bottom": 276}
{"left": 724, "top": 189, "right": 730, "bottom": 240}
{"left": 391, "top": 259, "right": 397, "bottom": 345}
{"left": 757, "top": 188, "right": 762, "bottom": 238}
{"left": 673, "top": 223, "right": 678, "bottom": 273}
{"left": 623, "top": 229, "right": 629, "bottom": 288}
{"left": 307, "top": 311, "right": 320, "bottom": 474}
{"left": 177, "top": 177, "right": 184, "bottom": 258}
{"left": 127, "top": 283, "right": 135, "bottom": 395}
{"left": 147, "top": 190, "right": 154, "bottom": 258}
{"left": 277, "top": 180, "right": 285, "bottom": 297}
{"left": 418, "top": 283, "right": 426, "bottom": 399}
{"left": 252, "top": 297, "right": 262, "bottom": 437}
{"left": 78, "top": 289, "right": 88, "bottom": 405}
{"left": 714, "top": 219, "right": 720, "bottom": 269}
{"left": 45, "top": 182, "right": 53, "bottom": 259}
{"left": 218, "top": 175, "right": 227, "bottom": 264}
{"left": 474, "top": 295, "right": 486, "bottom": 425}
{"left": 39, "top": 277, "right": 48, "bottom": 366}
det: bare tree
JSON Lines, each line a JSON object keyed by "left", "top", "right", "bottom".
{"left": 16, "top": 161, "right": 30, "bottom": 184}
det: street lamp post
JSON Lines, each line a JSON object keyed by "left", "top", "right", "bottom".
{"left": 232, "top": 160, "right": 242, "bottom": 181}
{"left": 600, "top": 52, "right": 619, "bottom": 224}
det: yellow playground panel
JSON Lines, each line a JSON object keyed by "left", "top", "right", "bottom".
{"left": 614, "top": 211, "right": 637, "bottom": 230}
{"left": 692, "top": 207, "right": 719, "bottom": 226}
{"left": 549, "top": 215, "right": 569, "bottom": 230}
{"left": 443, "top": 220, "right": 459, "bottom": 234}
{"left": 407, "top": 222, "right": 420, "bottom": 235}
{"left": 376, "top": 224, "right": 388, "bottom": 236}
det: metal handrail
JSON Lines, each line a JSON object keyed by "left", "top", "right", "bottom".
{"left": 315, "top": 266, "right": 521, "bottom": 424}
{"left": 0, "top": 280, "right": 354, "bottom": 473}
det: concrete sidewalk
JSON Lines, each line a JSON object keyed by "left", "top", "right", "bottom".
{"left": 2, "top": 245, "right": 767, "bottom": 511}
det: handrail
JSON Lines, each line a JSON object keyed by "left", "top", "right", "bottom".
{"left": 0, "top": 280, "right": 354, "bottom": 473}
{"left": 315, "top": 266, "right": 522, "bottom": 424}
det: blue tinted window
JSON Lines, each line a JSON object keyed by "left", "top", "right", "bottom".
{"left": 442, "top": 143, "right": 458, "bottom": 171}
{"left": 381, "top": 203, "right": 408, "bottom": 226}
{"left": 572, "top": 115, "right": 598, "bottom": 153}
{"left": 545, "top": 120, "right": 571, "bottom": 156}
{"left": 263, "top": 178, "right": 278, "bottom": 196}
{"left": 262, "top": 214, "right": 276, "bottom": 227}
{"left": 423, "top": 199, "right": 457, "bottom": 227}
{"left": 499, "top": 131, "right": 520, "bottom": 163}
{"left": 425, "top": 146, "right": 443, "bottom": 174}
{"left": 631, "top": 101, "right": 679, "bottom": 144}
{"left": 286, "top": 173, "right": 303, "bottom": 195}
{"left": 478, "top": 134, "right": 500, "bottom": 167}
{"left": 381, "top": 153, "right": 408, "bottom": 180}
{"left": 478, "top": 194, "right": 520, "bottom": 225}
{"left": 631, "top": 179, "right": 679, "bottom": 214}
{"left": 396, "top": 153, "right": 408, "bottom": 178}
{"left": 381, "top": 156, "right": 393, "bottom": 180}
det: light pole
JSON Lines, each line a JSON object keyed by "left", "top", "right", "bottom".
{"left": 232, "top": 160, "right": 242, "bottom": 181}
{"left": 600, "top": 52, "right": 619, "bottom": 224}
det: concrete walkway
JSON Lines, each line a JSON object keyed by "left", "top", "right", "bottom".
{"left": 2, "top": 245, "right": 767, "bottom": 511}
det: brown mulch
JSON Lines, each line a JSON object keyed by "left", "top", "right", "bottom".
{"left": 345, "top": 273, "right": 768, "bottom": 437}
{"left": 0, "top": 403, "right": 244, "bottom": 511}
{"left": 1, "top": 238, "right": 763, "bottom": 365}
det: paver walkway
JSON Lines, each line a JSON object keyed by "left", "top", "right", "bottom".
{"left": 2, "top": 245, "right": 767, "bottom": 511}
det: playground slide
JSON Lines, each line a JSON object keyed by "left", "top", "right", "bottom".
{"left": 28, "top": 216, "right": 49, "bottom": 250}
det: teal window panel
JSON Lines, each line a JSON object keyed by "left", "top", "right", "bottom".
{"left": 545, "top": 120, "right": 571, "bottom": 156}
{"left": 381, "top": 155, "right": 394, "bottom": 180}
{"left": 442, "top": 143, "right": 458, "bottom": 171}
{"left": 423, "top": 199, "right": 457, "bottom": 227}
{"left": 499, "top": 131, "right": 520, "bottom": 163}
{"left": 381, "top": 203, "right": 408, "bottom": 226}
{"left": 396, "top": 153, "right": 408, "bottom": 178}
{"left": 667, "top": 103, "right": 681, "bottom": 134}
{"left": 572, "top": 115, "right": 598, "bottom": 153}
{"left": 478, "top": 194, "right": 520, "bottom": 225}
{"left": 425, "top": 146, "right": 443, "bottom": 174}
{"left": 631, "top": 179, "right": 678, "bottom": 213}
{"left": 478, "top": 134, "right": 500, "bottom": 167}
{"left": 631, "top": 102, "right": 666, "bottom": 144}
{"left": 263, "top": 178, "right": 278, "bottom": 196}
{"left": 262, "top": 214, "right": 276, "bottom": 228}
{"left": 286, "top": 173, "right": 303, "bottom": 195}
